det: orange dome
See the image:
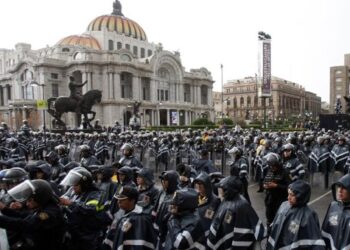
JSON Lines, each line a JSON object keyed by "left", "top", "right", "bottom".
{"left": 56, "top": 35, "right": 101, "bottom": 50}
{"left": 87, "top": 15, "right": 147, "bottom": 41}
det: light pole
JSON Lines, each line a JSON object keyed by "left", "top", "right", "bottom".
{"left": 30, "top": 81, "right": 46, "bottom": 147}
{"left": 221, "top": 64, "right": 224, "bottom": 119}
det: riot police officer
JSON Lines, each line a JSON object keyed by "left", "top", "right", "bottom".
{"left": 0, "top": 179, "right": 65, "bottom": 250}
{"left": 118, "top": 143, "right": 143, "bottom": 169}
{"left": 60, "top": 167, "right": 105, "bottom": 250}
{"left": 165, "top": 188, "right": 205, "bottom": 249}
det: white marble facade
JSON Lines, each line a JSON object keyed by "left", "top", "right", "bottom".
{"left": 0, "top": 1, "right": 214, "bottom": 129}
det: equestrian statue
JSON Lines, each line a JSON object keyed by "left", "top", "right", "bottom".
{"left": 47, "top": 76, "right": 102, "bottom": 129}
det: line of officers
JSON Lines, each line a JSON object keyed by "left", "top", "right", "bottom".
{"left": 0, "top": 125, "right": 349, "bottom": 249}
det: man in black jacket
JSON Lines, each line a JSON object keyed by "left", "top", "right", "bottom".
{"left": 263, "top": 152, "right": 291, "bottom": 231}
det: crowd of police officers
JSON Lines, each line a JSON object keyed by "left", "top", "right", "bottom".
{"left": 0, "top": 119, "right": 349, "bottom": 249}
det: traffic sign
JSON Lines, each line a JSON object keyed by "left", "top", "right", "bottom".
{"left": 36, "top": 99, "right": 48, "bottom": 110}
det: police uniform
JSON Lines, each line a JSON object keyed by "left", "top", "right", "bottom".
{"left": 322, "top": 174, "right": 350, "bottom": 249}
{"left": 267, "top": 180, "right": 325, "bottom": 249}
{"left": 207, "top": 176, "right": 266, "bottom": 249}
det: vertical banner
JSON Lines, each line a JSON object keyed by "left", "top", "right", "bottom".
{"left": 171, "top": 111, "right": 178, "bottom": 125}
{"left": 261, "top": 40, "right": 271, "bottom": 97}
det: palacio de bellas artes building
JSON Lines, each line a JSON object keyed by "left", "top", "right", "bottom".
{"left": 0, "top": 0, "right": 214, "bottom": 130}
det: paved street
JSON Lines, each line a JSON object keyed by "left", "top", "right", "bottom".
{"left": 249, "top": 172, "right": 334, "bottom": 226}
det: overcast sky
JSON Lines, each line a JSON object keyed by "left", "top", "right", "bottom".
{"left": 1, "top": 0, "right": 349, "bottom": 103}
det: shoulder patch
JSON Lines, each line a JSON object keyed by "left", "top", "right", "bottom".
{"left": 122, "top": 219, "right": 132, "bottom": 232}
{"left": 224, "top": 211, "right": 232, "bottom": 224}
{"left": 38, "top": 212, "right": 49, "bottom": 221}
{"left": 205, "top": 209, "right": 214, "bottom": 219}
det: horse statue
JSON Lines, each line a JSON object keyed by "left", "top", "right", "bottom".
{"left": 47, "top": 89, "right": 102, "bottom": 129}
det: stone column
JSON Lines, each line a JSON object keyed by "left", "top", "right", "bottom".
{"left": 114, "top": 73, "right": 121, "bottom": 99}
{"left": 178, "top": 83, "right": 183, "bottom": 103}
{"left": 3, "top": 86, "right": 8, "bottom": 106}
{"left": 166, "top": 109, "right": 170, "bottom": 126}
{"left": 150, "top": 80, "right": 157, "bottom": 102}
{"left": 83, "top": 72, "right": 89, "bottom": 94}
{"left": 88, "top": 72, "right": 93, "bottom": 90}
{"left": 132, "top": 76, "right": 140, "bottom": 101}
{"left": 108, "top": 73, "right": 114, "bottom": 99}
{"left": 197, "top": 86, "right": 201, "bottom": 105}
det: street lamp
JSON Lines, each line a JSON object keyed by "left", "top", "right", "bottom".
{"left": 30, "top": 81, "right": 46, "bottom": 147}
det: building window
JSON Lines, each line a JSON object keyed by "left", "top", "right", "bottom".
{"left": 141, "top": 77, "right": 150, "bottom": 101}
{"left": 73, "top": 52, "right": 82, "bottom": 60}
{"left": 141, "top": 48, "right": 145, "bottom": 58}
{"left": 133, "top": 46, "right": 138, "bottom": 56}
{"left": 336, "top": 70, "right": 342, "bottom": 74}
{"left": 22, "top": 85, "right": 34, "bottom": 100}
{"left": 165, "top": 90, "right": 169, "bottom": 101}
{"left": 240, "top": 97, "right": 244, "bottom": 107}
{"left": 200, "top": 85, "right": 208, "bottom": 105}
{"left": 184, "top": 84, "right": 191, "bottom": 102}
{"left": 125, "top": 44, "right": 130, "bottom": 50}
{"left": 336, "top": 86, "right": 342, "bottom": 91}
{"left": 108, "top": 40, "right": 114, "bottom": 50}
{"left": 7, "top": 86, "right": 11, "bottom": 100}
{"left": 52, "top": 83, "right": 59, "bottom": 97}
{"left": 117, "top": 42, "right": 122, "bottom": 50}
{"left": 247, "top": 96, "right": 251, "bottom": 108}
{"left": 0, "top": 87, "right": 3, "bottom": 106}
{"left": 120, "top": 72, "right": 133, "bottom": 99}
{"left": 336, "top": 78, "right": 342, "bottom": 82}
{"left": 51, "top": 73, "right": 58, "bottom": 79}
{"left": 148, "top": 50, "right": 152, "bottom": 57}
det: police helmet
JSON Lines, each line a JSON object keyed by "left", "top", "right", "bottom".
{"left": 8, "top": 179, "right": 57, "bottom": 206}
{"left": 121, "top": 143, "right": 133, "bottom": 152}
{"left": 264, "top": 152, "right": 281, "bottom": 167}
{"left": 45, "top": 151, "right": 59, "bottom": 164}
{"left": 0, "top": 168, "right": 28, "bottom": 185}
{"left": 55, "top": 144, "right": 67, "bottom": 154}
{"left": 60, "top": 167, "right": 92, "bottom": 191}
{"left": 281, "top": 143, "right": 294, "bottom": 152}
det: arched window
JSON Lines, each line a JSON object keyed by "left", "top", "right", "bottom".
{"left": 120, "top": 54, "right": 132, "bottom": 62}
{"left": 254, "top": 96, "right": 258, "bottom": 107}
{"left": 117, "top": 42, "right": 122, "bottom": 50}
{"left": 233, "top": 98, "right": 237, "bottom": 108}
{"left": 21, "top": 69, "right": 34, "bottom": 100}
{"left": 240, "top": 97, "right": 244, "bottom": 107}
{"left": 247, "top": 96, "right": 251, "bottom": 108}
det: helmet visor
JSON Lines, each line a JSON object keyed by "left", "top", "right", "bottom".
{"left": 60, "top": 170, "right": 82, "bottom": 186}
{"left": 8, "top": 180, "right": 35, "bottom": 202}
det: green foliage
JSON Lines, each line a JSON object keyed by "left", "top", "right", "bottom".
{"left": 216, "top": 118, "right": 234, "bottom": 125}
{"left": 192, "top": 118, "right": 215, "bottom": 126}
